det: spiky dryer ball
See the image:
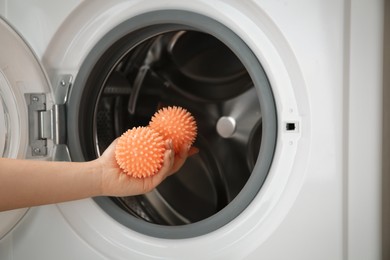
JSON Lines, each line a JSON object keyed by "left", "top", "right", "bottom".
{"left": 115, "top": 127, "right": 166, "bottom": 178}
{"left": 149, "top": 106, "right": 197, "bottom": 154}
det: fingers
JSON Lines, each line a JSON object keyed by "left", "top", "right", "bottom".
{"left": 188, "top": 146, "right": 199, "bottom": 157}
{"left": 135, "top": 141, "right": 199, "bottom": 194}
{"left": 158, "top": 147, "right": 175, "bottom": 177}
{"left": 169, "top": 144, "right": 189, "bottom": 174}
{"left": 165, "top": 139, "right": 173, "bottom": 151}
{"left": 166, "top": 148, "right": 175, "bottom": 171}
{"left": 164, "top": 143, "right": 199, "bottom": 175}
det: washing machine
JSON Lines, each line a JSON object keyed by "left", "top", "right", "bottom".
{"left": 0, "top": 0, "right": 385, "bottom": 259}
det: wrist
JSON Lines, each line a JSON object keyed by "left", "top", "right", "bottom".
{"left": 86, "top": 159, "right": 104, "bottom": 197}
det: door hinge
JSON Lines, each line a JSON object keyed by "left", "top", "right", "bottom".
{"left": 27, "top": 93, "right": 66, "bottom": 157}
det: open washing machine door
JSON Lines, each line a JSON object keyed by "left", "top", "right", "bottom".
{"left": 0, "top": 17, "right": 68, "bottom": 239}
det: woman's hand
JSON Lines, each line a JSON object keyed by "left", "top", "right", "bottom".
{"left": 96, "top": 139, "right": 195, "bottom": 197}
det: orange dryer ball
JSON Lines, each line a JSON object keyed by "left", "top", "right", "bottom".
{"left": 115, "top": 126, "right": 166, "bottom": 178}
{"left": 149, "top": 106, "right": 197, "bottom": 154}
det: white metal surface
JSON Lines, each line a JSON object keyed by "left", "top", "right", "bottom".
{"left": 0, "top": 0, "right": 384, "bottom": 259}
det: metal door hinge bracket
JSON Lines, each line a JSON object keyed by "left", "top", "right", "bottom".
{"left": 27, "top": 93, "right": 48, "bottom": 156}
{"left": 26, "top": 93, "right": 66, "bottom": 157}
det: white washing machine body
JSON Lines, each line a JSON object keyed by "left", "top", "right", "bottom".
{"left": 0, "top": 0, "right": 384, "bottom": 259}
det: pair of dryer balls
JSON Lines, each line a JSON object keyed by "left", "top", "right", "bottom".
{"left": 115, "top": 106, "right": 197, "bottom": 178}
